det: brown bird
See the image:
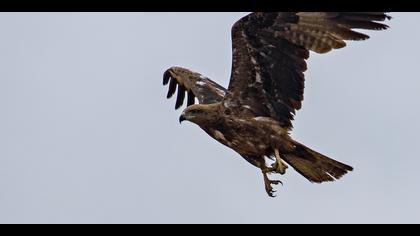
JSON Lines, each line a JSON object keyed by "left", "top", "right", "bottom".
{"left": 163, "top": 12, "right": 391, "bottom": 197}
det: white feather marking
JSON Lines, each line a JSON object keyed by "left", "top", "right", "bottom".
{"left": 255, "top": 73, "right": 262, "bottom": 83}
{"left": 215, "top": 88, "right": 226, "bottom": 96}
{"left": 253, "top": 116, "right": 273, "bottom": 122}
{"left": 214, "top": 130, "right": 226, "bottom": 142}
{"left": 223, "top": 100, "right": 236, "bottom": 108}
{"left": 259, "top": 144, "right": 267, "bottom": 149}
{"left": 196, "top": 81, "right": 207, "bottom": 86}
{"left": 251, "top": 57, "right": 257, "bottom": 65}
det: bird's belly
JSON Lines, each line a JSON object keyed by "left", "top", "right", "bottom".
{"left": 210, "top": 128, "right": 270, "bottom": 156}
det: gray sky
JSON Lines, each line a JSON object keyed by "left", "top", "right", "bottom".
{"left": 0, "top": 12, "right": 419, "bottom": 224}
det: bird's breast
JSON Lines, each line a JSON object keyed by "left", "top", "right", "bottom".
{"left": 201, "top": 116, "right": 292, "bottom": 156}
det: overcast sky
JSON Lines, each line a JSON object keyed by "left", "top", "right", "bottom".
{"left": 0, "top": 12, "right": 419, "bottom": 224}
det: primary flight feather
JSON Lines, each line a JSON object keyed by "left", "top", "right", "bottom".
{"left": 163, "top": 12, "right": 391, "bottom": 197}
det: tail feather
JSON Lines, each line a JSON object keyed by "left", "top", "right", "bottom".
{"left": 283, "top": 141, "right": 353, "bottom": 183}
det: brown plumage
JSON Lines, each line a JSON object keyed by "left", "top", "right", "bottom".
{"left": 163, "top": 12, "right": 391, "bottom": 197}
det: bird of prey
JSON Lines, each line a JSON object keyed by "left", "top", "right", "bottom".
{"left": 162, "top": 12, "right": 391, "bottom": 197}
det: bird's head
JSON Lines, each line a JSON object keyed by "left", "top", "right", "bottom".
{"left": 179, "top": 104, "right": 220, "bottom": 125}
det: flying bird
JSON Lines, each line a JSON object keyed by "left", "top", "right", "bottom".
{"left": 163, "top": 12, "right": 391, "bottom": 197}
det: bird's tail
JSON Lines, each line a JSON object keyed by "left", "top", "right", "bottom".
{"left": 282, "top": 141, "right": 353, "bottom": 183}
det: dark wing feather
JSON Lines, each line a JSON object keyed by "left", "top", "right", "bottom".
{"left": 224, "top": 12, "right": 391, "bottom": 128}
{"left": 163, "top": 67, "right": 227, "bottom": 109}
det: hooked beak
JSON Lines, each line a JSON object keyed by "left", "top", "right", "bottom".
{"left": 179, "top": 114, "right": 186, "bottom": 124}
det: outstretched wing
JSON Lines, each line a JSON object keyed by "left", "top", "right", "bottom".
{"left": 163, "top": 67, "right": 227, "bottom": 109}
{"left": 224, "top": 12, "right": 391, "bottom": 128}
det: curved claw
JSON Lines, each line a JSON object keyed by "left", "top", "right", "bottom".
{"left": 262, "top": 172, "right": 283, "bottom": 197}
{"left": 267, "top": 189, "right": 276, "bottom": 198}
{"left": 270, "top": 179, "right": 283, "bottom": 186}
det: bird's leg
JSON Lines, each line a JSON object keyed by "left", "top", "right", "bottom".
{"left": 261, "top": 168, "right": 282, "bottom": 198}
{"left": 270, "top": 148, "right": 288, "bottom": 175}
{"left": 247, "top": 156, "right": 283, "bottom": 197}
